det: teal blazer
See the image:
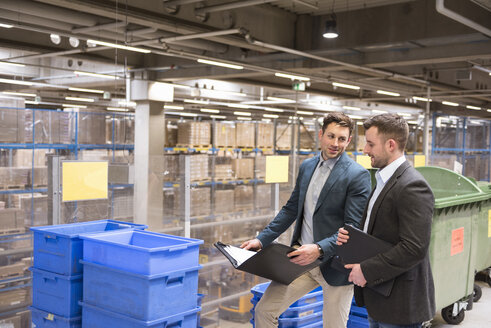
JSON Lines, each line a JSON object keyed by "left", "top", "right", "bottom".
{"left": 257, "top": 151, "right": 371, "bottom": 286}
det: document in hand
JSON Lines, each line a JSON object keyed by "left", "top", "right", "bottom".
{"left": 332, "top": 224, "right": 394, "bottom": 296}
{"left": 214, "top": 241, "right": 321, "bottom": 285}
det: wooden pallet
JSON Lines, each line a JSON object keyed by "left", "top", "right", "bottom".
{"left": 0, "top": 227, "right": 25, "bottom": 236}
{"left": 0, "top": 185, "right": 26, "bottom": 190}
{"left": 176, "top": 144, "right": 212, "bottom": 149}
{"left": 0, "top": 262, "right": 27, "bottom": 279}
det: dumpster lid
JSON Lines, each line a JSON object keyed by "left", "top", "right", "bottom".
{"left": 416, "top": 166, "right": 488, "bottom": 208}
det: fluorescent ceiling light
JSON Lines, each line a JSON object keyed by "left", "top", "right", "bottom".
{"left": 3, "top": 91, "right": 35, "bottom": 97}
{"left": 0, "top": 78, "right": 33, "bottom": 86}
{"left": 349, "top": 115, "right": 364, "bottom": 119}
{"left": 274, "top": 72, "right": 310, "bottom": 81}
{"left": 24, "top": 101, "right": 39, "bottom": 105}
{"left": 118, "top": 100, "right": 136, "bottom": 107}
{"left": 65, "top": 96, "right": 95, "bottom": 102}
{"left": 68, "top": 87, "right": 104, "bottom": 94}
{"left": 74, "top": 70, "right": 120, "bottom": 80}
{"left": 408, "top": 121, "right": 419, "bottom": 125}
{"left": 227, "top": 103, "right": 251, "bottom": 109}
{"left": 332, "top": 82, "right": 360, "bottom": 90}
{"left": 62, "top": 103, "right": 87, "bottom": 108}
{"left": 466, "top": 105, "right": 481, "bottom": 110}
{"left": 197, "top": 58, "right": 243, "bottom": 70}
{"left": 184, "top": 99, "right": 209, "bottom": 104}
{"left": 267, "top": 96, "right": 295, "bottom": 103}
{"left": 442, "top": 101, "right": 459, "bottom": 107}
{"left": 412, "top": 96, "right": 432, "bottom": 102}
{"left": 164, "top": 105, "right": 184, "bottom": 110}
{"left": 372, "top": 109, "right": 388, "bottom": 114}
{"left": 200, "top": 108, "right": 220, "bottom": 113}
{"left": 107, "top": 107, "right": 129, "bottom": 112}
{"left": 262, "top": 118, "right": 271, "bottom": 123}
{"left": 173, "top": 84, "right": 192, "bottom": 89}
{"left": 0, "top": 61, "right": 25, "bottom": 67}
{"left": 234, "top": 111, "right": 251, "bottom": 116}
{"left": 377, "top": 90, "right": 400, "bottom": 97}
{"left": 264, "top": 107, "right": 284, "bottom": 112}
{"left": 397, "top": 112, "right": 412, "bottom": 117}
{"left": 0, "top": 23, "right": 13, "bottom": 28}
{"left": 210, "top": 115, "right": 226, "bottom": 119}
{"left": 342, "top": 106, "right": 360, "bottom": 111}
{"left": 87, "top": 39, "right": 151, "bottom": 54}
{"left": 165, "top": 111, "right": 198, "bottom": 117}
{"left": 297, "top": 111, "right": 313, "bottom": 115}
{"left": 237, "top": 117, "right": 252, "bottom": 121}
{"left": 263, "top": 114, "right": 279, "bottom": 119}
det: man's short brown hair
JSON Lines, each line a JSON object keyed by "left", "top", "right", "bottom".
{"left": 322, "top": 112, "right": 354, "bottom": 136}
{"left": 363, "top": 113, "right": 409, "bottom": 150}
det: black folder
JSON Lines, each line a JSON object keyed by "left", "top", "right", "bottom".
{"left": 214, "top": 241, "right": 321, "bottom": 285}
{"left": 332, "top": 225, "right": 394, "bottom": 296}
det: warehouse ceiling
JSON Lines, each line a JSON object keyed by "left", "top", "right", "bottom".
{"left": 0, "top": 0, "right": 490, "bottom": 122}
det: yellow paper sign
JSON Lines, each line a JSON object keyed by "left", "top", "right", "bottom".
{"left": 265, "top": 156, "right": 289, "bottom": 183}
{"left": 62, "top": 161, "right": 108, "bottom": 202}
{"left": 488, "top": 210, "right": 491, "bottom": 238}
{"left": 414, "top": 155, "right": 426, "bottom": 167}
{"left": 356, "top": 155, "right": 372, "bottom": 169}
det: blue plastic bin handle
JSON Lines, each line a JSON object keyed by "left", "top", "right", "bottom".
{"left": 164, "top": 319, "right": 183, "bottom": 328}
{"left": 44, "top": 234, "right": 58, "bottom": 241}
{"left": 117, "top": 224, "right": 133, "bottom": 228}
{"left": 166, "top": 275, "right": 184, "bottom": 287}
{"left": 168, "top": 245, "right": 189, "bottom": 252}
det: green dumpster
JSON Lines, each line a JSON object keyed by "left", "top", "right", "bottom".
{"left": 416, "top": 166, "right": 488, "bottom": 324}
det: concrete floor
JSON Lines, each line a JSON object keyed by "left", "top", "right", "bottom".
{"left": 216, "top": 281, "right": 491, "bottom": 328}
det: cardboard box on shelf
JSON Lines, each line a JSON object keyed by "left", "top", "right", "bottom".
{"left": 0, "top": 104, "right": 25, "bottom": 143}
{"left": 105, "top": 116, "right": 134, "bottom": 145}
{"left": 231, "top": 158, "right": 254, "bottom": 179}
{"left": 257, "top": 123, "right": 274, "bottom": 148}
{"left": 215, "top": 164, "right": 233, "bottom": 180}
{"left": 276, "top": 124, "right": 292, "bottom": 149}
{"left": 214, "top": 122, "right": 236, "bottom": 148}
{"left": 0, "top": 313, "right": 21, "bottom": 328}
{"left": 165, "top": 124, "right": 178, "bottom": 147}
{"left": 12, "top": 193, "right": 47, "bottom": 227}
{"left": 255, "top": 157, "right": 266, "bottom": 179}
{"left": 0, "top": 167, "right": 29, "bottom": 188}
{"left": 215, "top": 190, "right": 234, "bottom": 214}
{"left": 108, "top": 164, "right": 134, "bottom": 184}
{"left": 24, "top": 110, "right": 71, "bottom": 144}
{"left": 0, "top": 208, "right": 23, "bottom": 230}
{"left": 0, "top": 262, "right": 27, "bottom": 279}
{"left": 13, "top": 149, "right": 47, "bottom": 167}
{"left": 174, "top": 186, "right": 211, "bottom": 217}
{"left": 67, "top": 108, "right": 106, "bottom": 145}
{"left": 0, "top": 287, "right": 30, "bottom": 312}
{"left": 236, "top": 123, "right": 255, "bottom": 148}
{"left": 27, "top": 166, "right": 47, "bottom": 187}
{"left": 255, "top": 184, "right": 272, "bottom": 209}
{"left": 234, "top": 185, "right": 253, "bottom": 211}
{"left": 177, "top": 122, "right": 211, "bottom": 146}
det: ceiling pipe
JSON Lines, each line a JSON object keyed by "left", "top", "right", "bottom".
{"left": 163, "top": 0, "right": 203, "bottom": 6}
{"left": 244, "top": 33, "right": 430, "bottom": 86}
{"left": 72, "top": 21, "right": 128, "bottom": 34}
{"left": 195, "top": 0, "right": 277, "bottom": 15}
{"left": 292, "top": 0, "right": 319, "bottom": 10}
{"left": 436, "top": 0, "right": 491, "bottom": 38}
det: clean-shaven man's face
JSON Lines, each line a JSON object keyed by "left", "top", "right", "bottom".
{"left": 364, "top": 126, "right": 391, "bottom": 169}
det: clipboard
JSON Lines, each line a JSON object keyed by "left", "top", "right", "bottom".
{"left": 332, "top": 225, "right": 394, "bottom": 296}
{"left": 214, "top": 241, "right": 321, "bottom": 285}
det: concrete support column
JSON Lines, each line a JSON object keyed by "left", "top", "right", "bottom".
{"left": 134, "top": 100, "right": 165, "bottom": 230}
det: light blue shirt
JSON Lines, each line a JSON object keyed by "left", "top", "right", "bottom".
{"left": 363, "top": 155, "right": 406, "bottom": 232}
{"left": 299, "top": 155, "right": 338, "bottom": 245}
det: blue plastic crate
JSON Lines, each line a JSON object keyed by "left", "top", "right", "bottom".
{"left": 251, "top": 311, "right": 322, "bottom": 328}
{"left": 81, "top": 260, "right": 200, "bottom": 321}
{"left": 347, "top": 314, "right": 369, "bottom": 328}
{"left": 251, "top": 282, "right": 323, "bottom": 307}
{"left": 30, "top": 267, "right": 83, "bottom": 317}
{"left": 31, "top": 220, "right": 147, "bottom": 275}
{"left": 30, "top": 307, "right": 81, "bottom": 328}
{"left": 251, "top": 297, "right": 323, "bottom": 319}
{"left": 350, "top": 305, "right": 368, "bottom": 318}
{"left": 80, "top": 302, "right": 200, "bottom": 328}
{"left": 81, "top": 230, "right": 203, "bottom": 275}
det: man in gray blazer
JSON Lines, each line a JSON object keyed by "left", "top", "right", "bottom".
{"left": 337, "top": 113, "right": 435, "bottom": 328}
{"left": 241, "top": 112, "right": 371, "bottom": 328}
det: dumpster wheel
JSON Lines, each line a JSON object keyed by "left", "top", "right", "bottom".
{"left": 441, "top": 304, "right": 465, "bottom": 325}
{"left": 473, "top": 284, "right": 482, "bottom": 302}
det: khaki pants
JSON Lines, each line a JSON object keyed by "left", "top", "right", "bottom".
{"left": 254, "top": 267, "right": 353, "bottom": 328}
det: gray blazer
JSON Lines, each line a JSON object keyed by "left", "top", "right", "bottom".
{"left": 354, "top": 161, "right": 436, "bottom": 324}
{"left": 257, "top": 152, "right": 371, "bottom": 286}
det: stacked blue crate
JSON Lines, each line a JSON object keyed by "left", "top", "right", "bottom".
{"left": 29, "top": 220, "right": 147, "bottom": 328}
{"left": 347, "top": 298, "right": 369, "bottom": 328}
{"left": 79, "top": 229, "right": 203, "bottom": 328}
{"left": 250, "top": 282, "right": 324, "bottom": 328}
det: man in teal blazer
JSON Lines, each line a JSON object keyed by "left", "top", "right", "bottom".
{"left": 242, "top": 112, "right": 371, "bottom": 328}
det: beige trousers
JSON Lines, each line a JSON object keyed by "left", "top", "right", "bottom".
{"left": 254, "top": 267, "right": 353, "bottom": 328}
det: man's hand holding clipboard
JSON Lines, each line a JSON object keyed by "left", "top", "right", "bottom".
{"left": 334, "top": 224, "right": 394, "bottom": 296}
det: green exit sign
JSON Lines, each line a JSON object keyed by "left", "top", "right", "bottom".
{"left": 293, "top": 82, "right": 305, "bottom": 91}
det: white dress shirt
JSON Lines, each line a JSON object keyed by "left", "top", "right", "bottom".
{"left": 299, "top": 156, "right": 338, "bottom": 245}
{"left": 363, "top": 155, "right": 406, "bottom": 232}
